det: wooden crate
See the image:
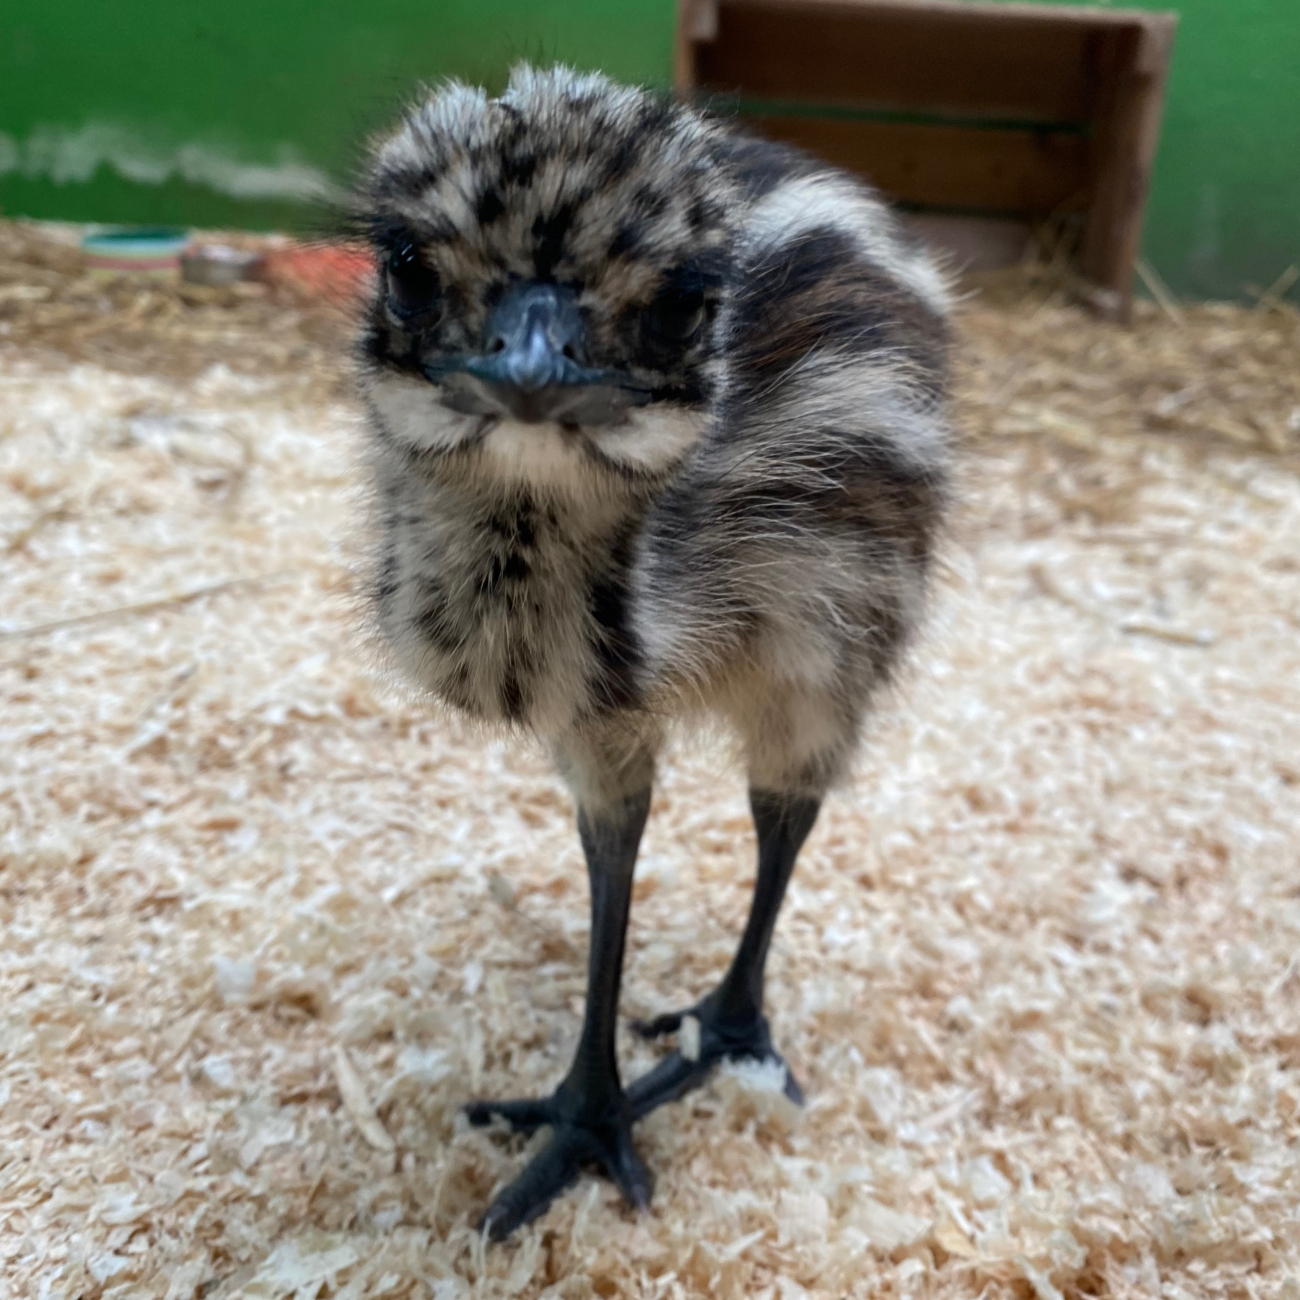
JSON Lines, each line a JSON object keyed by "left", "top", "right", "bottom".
{"left": 676, "top": 0, "right": 1177, "bottom": 317}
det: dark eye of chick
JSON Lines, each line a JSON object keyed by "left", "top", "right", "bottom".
{"left": 386, "top": 243, "right": 440, "bottom": 320}
{"left": 645, "top": 283, "right": 706, "bottom": 344}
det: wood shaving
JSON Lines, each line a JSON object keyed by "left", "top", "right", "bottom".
{"left": 679, "top": 1015, "right": 702, "bottom": 1063}
{"left": 333, "top": 1047, "right": 397, "bottom": 1154}
{"left": 2, "top": 221, "right": 1298, "bottom": 1299}
{"left": 1118, "top": 620, "right": 1215, "bottom": 647}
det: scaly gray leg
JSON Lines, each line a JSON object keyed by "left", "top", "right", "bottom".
{"left": 627, "top": 788, "right": 820, "bottom": 1120}
{"left": 466, "top": 786, "right": 652, "bottom": 1239}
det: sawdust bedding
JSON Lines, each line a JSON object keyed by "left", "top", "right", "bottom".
{"left": 1, "top": 222, "right": 1298, "bottom": 1300}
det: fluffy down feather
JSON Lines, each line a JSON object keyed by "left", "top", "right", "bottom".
{"left": 355, "top": 65, "right": 951, "bottom": 805}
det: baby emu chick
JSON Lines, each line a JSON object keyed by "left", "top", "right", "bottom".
{"left": 356, "top": 66, "right": 950, "bottom": 1238}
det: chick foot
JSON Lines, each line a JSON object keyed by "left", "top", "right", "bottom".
{"left": 465, "top": 1091, "right": 652, "bottom": 1239}
{"left": 626, "top": 992, "right": 803, "bottom": 1120}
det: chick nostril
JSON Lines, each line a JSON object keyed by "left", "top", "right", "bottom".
{"left": 488, "top": 337, "right": 506, "bottom": 354}
{"left": 562, "top": 344, "right": 577, "bottom": 361}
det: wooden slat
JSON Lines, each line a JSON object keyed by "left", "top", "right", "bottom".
{"left": 1079, "top": 18, "right": 1177, "bottom": 302}
{"left": 677, "top": 0, "right": 1179, "bottom": 313}
{"left": 676, "top": 0, "right": 717, "bottom": 90}
{"left": 699, "top": 3, "right": 1106, "bottom": 122}
{"left": 707, "top": 0, "right": 1173, "bottom": 26}
{"left": 744, "top": 114, "right": 1091, "bottom": 215}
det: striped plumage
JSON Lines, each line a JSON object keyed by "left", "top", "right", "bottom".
{"left": 354, "top": 65, "right": 951, "bottom": 1237}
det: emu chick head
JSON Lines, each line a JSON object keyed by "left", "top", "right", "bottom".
{"left": 357, "top": 68, "right": 743, "bottom": 478}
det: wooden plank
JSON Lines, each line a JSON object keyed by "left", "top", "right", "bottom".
{"left": 1079, "top": 16, "right": 1177, "bottom": 306}
{"left": 743, "top": 114, "right": 1091, "bottom": 215}
{"left": 708, "top": 0, "right": 1175, "bottom": 28}
{"left": 675, "top": 0, "right": 717, "bottom": 91}
{"left": 678, "top": 0, "right": 1179, "bottom": 315}
{"left": 698, "top": 3, "right": 1104, "bottom": 122}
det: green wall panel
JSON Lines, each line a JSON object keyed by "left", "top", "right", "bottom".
{"left": 0, "top": 1, "right": 676, "bottom": 237}
{"left": 1, "top": 0, "right": 1295, "bottom": 299}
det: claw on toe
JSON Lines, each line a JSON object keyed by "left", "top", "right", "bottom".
{"left": 464, "top": 1097, "right": 554, "bottom": 1134}
{"left": 780, "top": 1065, "right": 805, "bottom": 1106}
{"left": 466, "top": 1093, "right": 653, "bottom": 1240}
{"left": 479, "top": 1127, "right": 584, "bottom": 1240}
{"left": 626, "top": 1002, "right": 804, "bottom": 1120}
{"left": 630, "top": 1010, "right": 685, "bottom": 1039}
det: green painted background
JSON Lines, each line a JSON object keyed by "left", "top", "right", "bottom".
{"left": 1, "top": 0, "right": 1295, "bottom": 299}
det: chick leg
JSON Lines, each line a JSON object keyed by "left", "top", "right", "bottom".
{"left": 627, "top": 788, "right": 819, "bottom": 1120}
{"left": 466, "top": 786, "right": 652, "bottom": 1239}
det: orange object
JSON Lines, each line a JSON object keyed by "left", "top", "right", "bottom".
{"left": 260, "top": 243, "right": 375, "bottom": 305}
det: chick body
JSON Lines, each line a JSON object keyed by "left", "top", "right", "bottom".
{"left": 359, "top": 66, "right": 951, "bottom": 805}
{"left": 355, "top": 66, "right": 952, "bottom": 1236}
